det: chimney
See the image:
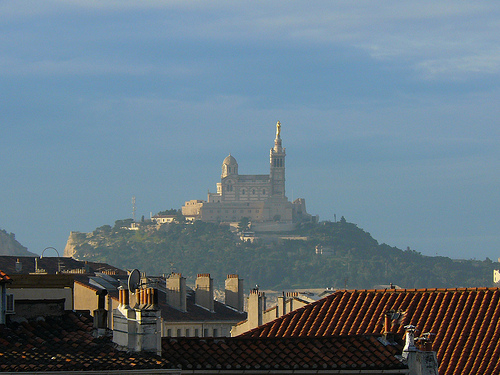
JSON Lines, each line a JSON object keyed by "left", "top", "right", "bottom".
{"left": 166, "top": 273, "right": 187, "bottom": 312}
{"left": 225, "top": 274, "right": 244, "bottom": 311}
{"left": 403, "top": 325, "right": 439, "bottom": 375}
{"left": 247, "top": 288, "right": 266, "bottom": 328}
{"left": 113, "top": 287, "right": 161, "bottom": 356}
{"left": 15, "top": 259, "right": 22, "bottom": 273}
{"left": 195, "top": 273, "right": 214, "bottom": 312}
{"left": 402, "top": 325, "right": 417, "bottom": 359}
{"left": 277, "top": 292, "right": 286, "bottom": 317}
{"left": 93, "top": 289, "right": 108, "bottom": 337}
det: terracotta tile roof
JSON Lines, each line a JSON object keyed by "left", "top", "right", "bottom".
{"left": 0, "top": 270, "right": 12, "bottom": 283}
{"left": 162, "top": 335, "right": 407, "bottom": 372}
{"left": 0, "top": 310, "right": 172, "bottom": 372}
{"left": 240, "top": 287, "right": 500, "bottom": 375}
{"left": 0, "top": 306, "right": 405, "bottom": 373}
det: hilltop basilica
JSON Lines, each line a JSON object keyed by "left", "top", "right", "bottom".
{"left": 182, "top": 122, "right": 312, "bottom": 230}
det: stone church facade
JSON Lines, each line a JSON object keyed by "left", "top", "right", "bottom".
{"left": 182, "top": 122, "right": 311, "bottom": 229}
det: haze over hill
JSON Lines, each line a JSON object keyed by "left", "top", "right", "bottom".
{"left": 64, "top": 218, "right": 497, "bottom": 291}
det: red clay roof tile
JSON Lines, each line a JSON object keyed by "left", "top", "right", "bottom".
{"left": 239, "top": 287, "right": 500, "bottom": 375}
{"left": 0, "top": 270, "right": 12, "bottom": 283}
{"left": 161, "top": 335, "right": 406, "bottom": 371}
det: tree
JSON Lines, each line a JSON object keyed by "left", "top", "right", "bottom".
{"left": 238, "top": 217, "right": 250, "bottom": 232}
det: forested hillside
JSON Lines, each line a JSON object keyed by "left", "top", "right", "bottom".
{"left": 66, "top": 218, "right": 497, "bottom": 290}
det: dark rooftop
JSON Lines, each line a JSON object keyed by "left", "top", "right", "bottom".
{"left": 0, "top": 310, "right": 173, "bottom": 372}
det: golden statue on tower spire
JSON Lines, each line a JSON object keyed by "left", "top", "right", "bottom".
{"left": 276, "top": 121, "right": 281, "bottom": 138}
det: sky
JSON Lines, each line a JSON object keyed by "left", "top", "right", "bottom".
{"left": 1, "top": 1, "right": 499, "bottom": 262}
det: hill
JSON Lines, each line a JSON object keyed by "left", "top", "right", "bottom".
{"left": 0, "top": 228, "right": 37, "bottom": 256}
{"left": 64, "top": 218, "right": 497, "bottom": 290}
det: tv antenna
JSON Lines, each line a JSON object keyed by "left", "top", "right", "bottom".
{"left": 128, "top": 269, "right": 141, "bottom": 294}
{"left": 132, "top": 196, "right": 136, "bottom": 222}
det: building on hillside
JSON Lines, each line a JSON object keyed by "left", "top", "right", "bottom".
{"left": 151, "top": 214, "right": 178, "bottom": 225}
{"left": 182, "top": 122, "right": 313, "bottom": 230}
{"left": 231, "top": 289, "right": 333, "bottom": 336}
{"left": 239, "top": 287, "right": 500, "bottom": 375}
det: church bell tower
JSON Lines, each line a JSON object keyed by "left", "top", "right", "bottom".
{"left": 270, "top": 121, "right": 286, "bottom": 198}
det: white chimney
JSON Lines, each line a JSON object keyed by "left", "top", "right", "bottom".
{"left": 225, "top": 274, "right": 244, "bottom": 311}
{"left": 113, "top": 287, "right": 161, "bottom": 356}
{"left": 247, "top": 288, "right": 266, "bottom": 328}
{"left": 403, "top": 325, "right": 439, "bottom": 375}
{"left": 166, "top": 273, "right": 187, "bottom": 312}
{"left": 195, "top": 274, "right": 214, "bottom": 312}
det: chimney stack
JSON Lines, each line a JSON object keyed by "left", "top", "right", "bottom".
{"left": 402, "top": 325, "right": 439, "bottom": 375}
{"left": 113, "top": 287, "right": 161, "bottom": 356}
{"left": 225, "top": 274, "right": 244, "bottom": 311}
{"left": 93, "top": 290, "right": 108, "bottom": 337}
{"left": 248, "top": 288, "right": 266, "bottom": 328}
{"left": 166, "top": 273, "right": 187, "bottom": 312}
{"left": 15, "top": 259, "right": 22, "bottom": 273}
{"left": 195, "top": 273, "right": 214, "bottom": 312}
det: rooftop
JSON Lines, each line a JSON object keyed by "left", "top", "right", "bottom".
{"left": 0, "top": 310, "right": 174, "bottom": 373}
{"left": 162, "top": 335, "right": 406, "bottom": 372}
{"left": 240, "top": 287, "right": 500, "bottom": 375}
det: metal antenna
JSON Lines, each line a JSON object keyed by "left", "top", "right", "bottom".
{"left": 132, "top": 196, "right": 136, "bottom": 222}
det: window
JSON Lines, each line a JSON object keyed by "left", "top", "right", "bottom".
{"left": 195, "top": 329, "right": 199, "bottom": 337}
{"left": 177, "top": 329, "right": 182, "bottom": 337}
{"left": 204, "top": 328, "right": 209, "bottom": 337}
{"left": 185, "top": 329, "right": 190, "bottom": 337}
{"left": 252, "top": 189, "right": 255, "bottom": 194}
{"left": 167, "top": 329, "right": 172, "bottom": 337}
{"left": 213, "top": 329, "right": 218, "bottom": 337}
{"left": 5, "top": 294, "right": 14, "bottom": 313}
{"left": 263, "top": 189, "right": 266, "bottom": 195}
{"left": 242, "top": 189, "right": 245, "bottom": 195}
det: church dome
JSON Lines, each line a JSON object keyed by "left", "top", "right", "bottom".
{"left": 222, "top": 154, "right": 238, "bottom": 178}
{"left": 223, "top": 154, "right": 238, "bottom": 166}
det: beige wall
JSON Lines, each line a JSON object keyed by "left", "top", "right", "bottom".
{"left": 8, "top": 287, "right": 73, "bottom": 310}
{"left": 74, "top": 283, "right": 119, "bottom": 328}
{"left": 7, "top": 274, "right": 75, "bottom": 311}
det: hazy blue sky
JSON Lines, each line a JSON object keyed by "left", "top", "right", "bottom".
{"left": 1, "top": 1, "right": 499, "bottom": 261}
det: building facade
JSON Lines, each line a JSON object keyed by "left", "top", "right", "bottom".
{"left": 182, "top": 122, "right": 310, "bottom": 228}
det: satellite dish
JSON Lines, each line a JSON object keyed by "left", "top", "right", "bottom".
{"left": 128, "top": 269, "right": 141, "bottom": 294}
